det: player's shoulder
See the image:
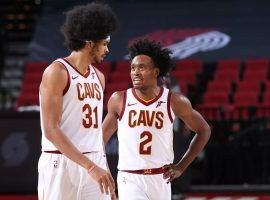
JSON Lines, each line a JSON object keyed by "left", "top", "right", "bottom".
{"left": 110, "top": 90, "right": 126, "bottom": 103}
{"left": 40, "top": 60, "right": 68, "bottom": 91}
{"left": 43, "top": 60, "right": 67, "bottom": 76}
{"left": 92, "top": 65, "right": 105, "bottom": 79}
{"left": 42, "top": 61, "right": 67, "bottom": 82}
{"left": 170, "top": 91, "right": 192, "bottom": 108}
{"left": 107, "top": 90, "right": 127, "bottom": 114}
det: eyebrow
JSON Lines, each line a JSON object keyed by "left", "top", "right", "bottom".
{"left": 131, "top": 63, "right": 146, "bottom": 67}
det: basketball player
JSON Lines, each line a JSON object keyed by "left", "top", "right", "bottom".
{"left": 102, "top": 39, "right": 211, "bottom": 200}
{"left": 38, "top": 3, "right": 118, "bottom": 200}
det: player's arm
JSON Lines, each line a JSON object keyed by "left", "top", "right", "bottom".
{"left": 94, "top": 67, "right": 119, "bottom": 198}
{"left": 102, "top": 91, "right": 124, "bottom": 144}
{"left": 164, "top": 93, "right": 211, "bottom": 182}
{"left": 40, "top": 63, "right": 114, "bottom": 194}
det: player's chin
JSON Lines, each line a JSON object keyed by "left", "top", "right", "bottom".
{"left": 132, "top": 83, "right": 143, "bottom": 89}
{"left": 95, "top": 57, "right": 104, "bottom": 64}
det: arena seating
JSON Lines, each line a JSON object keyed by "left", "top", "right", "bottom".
{"left": 16, "top": 62, "right": 48, "bottom": 108}
{"left": 16, "top": 59, "right": 270, "bottom": 121}
{"left": 196, "top": 58, "right": 269, "bottom": 120}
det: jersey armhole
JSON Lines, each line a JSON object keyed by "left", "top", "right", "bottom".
{"left": 167, "top": 90, "right": 174, "bottom": 123}
{"left": 118, "top": 90, "right": 127, "bottom": 121}
{"left": 92, "top": 66, "right": 105, "bottom": 91}
{"left": 54, "top": 59, "right": 70, "bottom": 96}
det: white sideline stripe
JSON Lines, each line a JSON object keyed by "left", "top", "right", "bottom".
{"left": 237, "top": 197, "right": 258, "bottom": 200}
{"left": 185, "top": 198, "right": 207, "bottom": 200}
{"left": 210, "top": 197, "right": 232, "bottom": 200}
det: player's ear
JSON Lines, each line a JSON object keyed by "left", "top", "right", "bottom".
{"left": 85, "top": 41, "right": 94, "bottom": 49}
{"left": 155, "top": 68, "right": 160, "bottom": 77}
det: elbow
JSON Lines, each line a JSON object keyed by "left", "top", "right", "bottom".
{"left": 102, "top": 135, "right": 107, "bottom": 145}
{"left": 103, "top": 133, "right": 111, "bottom": 145}
{"left": 43, "top": 124, "right": 58, "bottom": 141}
{"left": 204, "top": 124, "right": 211, "bottom": 141}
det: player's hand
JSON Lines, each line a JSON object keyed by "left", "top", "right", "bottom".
{"left": 110, "top": 191, "right": 117, "bottom": 200}
{"left": 163, "top": 164, "right": 183, "bottom": 183}
{"left": 88, "top": 165, "right": 115, "bottom": 195}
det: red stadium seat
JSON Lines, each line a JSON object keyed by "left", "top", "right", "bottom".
{"left": 104, "top": 81, "right": 132, "bottom": 106}
{"left": 178, "top": 81, "right": 188, "bottom": 95}
{"left": 245, "top": 58, "right": 269, "bottom": 71}
{"left": 175, "top": 59, "right": 203, "bottom": 73}
{"left": 172, "top": 70, "right": 197, "bottom": 84}
{"left": 24, "top": 61, "right": 49, "bottom": 73}
{"left": 232, "top": 92, "right": 259, "bottom": 119}
{"left": 243, "top": 70, "right": 268, "bottom": 81}
{"left": 236, "top": 81, "right": 261, "bottom": 93}
{"left": 196, "top": 92, "right": 230, "bottom": 120}
{"left": 214, "top": 70, "right": 240, "bottom": 82}
{"left": 93, "top": 61, "right": 112, "bottom": 79}
{"left": 257, "top": 92, "right": 270, "bottom": 117}
{"left": 233, "top": 92, "right": 258, "bottom": 107}
{"left": 20, "top": 84, "right": 39, "bottom": 94}
{"left": 217, "top": 59, "right": 241, "bottom": 71}
{"left": 23, "top": 72, "right": 43, "bottom": 83}
{"left": 115, "top": 60, "right": 131, "bottom": 72}
{"left": 203, "top": 91, "right": 229, "bottom": 106}
{"left": 109, "top": 71, "right": 130, "bottom": 83}
{"left": 16, "top": 62, "right": 48, "bottom": 108}
{"left": 16, "top": 93, "right": 39, "bottom": 107}
{"left": 264, "top": 81, "right": 270, "bottom": 92}
{"left": 207, "top": 81, "right": 232, "bottom": 92}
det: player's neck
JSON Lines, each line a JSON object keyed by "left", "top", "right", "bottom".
{"left": 135, "top": 85, "right": 161, "bottom": 101}
{"left": 66, "top": 51, "right": 92, "bottom": 75}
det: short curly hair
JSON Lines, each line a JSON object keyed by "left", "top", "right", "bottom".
{"left": 128, "top": 38, "right": 174, "bottom": 77}
{"left": 61, "top": 2, "right": 118, "bottom": 51}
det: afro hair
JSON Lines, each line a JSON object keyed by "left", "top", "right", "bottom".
{"left": 128, "top": 38, "right": 174, "bottom": 77}
{"left": 61, "top": 2, "right": 118, "bottom": 51}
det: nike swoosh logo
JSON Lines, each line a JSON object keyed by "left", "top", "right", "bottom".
{"left": 127, "top": 102, "right": 138, "bottom": 106}
{"left": 72, "top": 76, "right": 79, "bottom": 80}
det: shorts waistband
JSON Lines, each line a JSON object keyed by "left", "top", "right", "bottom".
{"left": 120, "top": 167, "right": 166, "bottom": 175}
{"left": 43, "top": 150, "right": 91, "bottom": 154}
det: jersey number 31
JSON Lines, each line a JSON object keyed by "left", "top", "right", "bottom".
{"left": 82, "top": 104, "right": 98, "bottom": 128}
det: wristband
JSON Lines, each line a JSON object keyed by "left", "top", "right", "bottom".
{"left": 87, "top": 164, "right": 96, "bottom": 174}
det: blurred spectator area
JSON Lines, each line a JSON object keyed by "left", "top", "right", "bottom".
{"left": 0, "top": 0, "right": 41, "bottom": 110}
{"left": 15, "top": 58, "right": 270, "bottom": 122}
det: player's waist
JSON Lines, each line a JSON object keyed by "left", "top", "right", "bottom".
{"left": 41, "top": 138, "right": 103, "bottom": 152}
{"left": 120, "top": 167, "right": 166, "bottom": 175}
{"left": 43, "top": 150, "right": 98, "bottom": 154}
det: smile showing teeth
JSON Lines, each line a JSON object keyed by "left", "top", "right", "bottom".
{"left": 133, "top": 77, "right": 142, "bottom": 81}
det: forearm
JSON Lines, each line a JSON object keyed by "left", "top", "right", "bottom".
{"left": 46, "top": 127, "right": 94, "bottom": 170}
{"left": 103, "top": 130, "right": 116, "bottom": 145}
{"left": 102, "top": 115, "right": 118, "bottom": 145}
{"left": 176, "top": 129, "right": 210, "bottom": 172}
{"left": 103, "top": 134, "right": 110, "bottom": 145}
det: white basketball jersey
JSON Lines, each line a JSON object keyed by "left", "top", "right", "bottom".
{"left": 117, "top": 87, "right": 175, "bottom": 170}
{"left": 40, "top": 58, "right": 104, "bottom": 152}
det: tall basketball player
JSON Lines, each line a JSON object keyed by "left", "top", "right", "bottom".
{"left": 38, "top": 3, "right": 118, "bottom": 200}
{"left": 102, "top": 39, "right": 211, "bottom": 200}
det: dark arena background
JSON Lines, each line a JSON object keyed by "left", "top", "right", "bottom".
{"left": 0, "top": 0, "right": 270, "bottom": 199}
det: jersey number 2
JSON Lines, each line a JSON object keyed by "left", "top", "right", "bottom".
{"left": 139, "top": 131, "right": 152, "bottom": 155}
{"left": 82, "top": 104, "right": 98, "bottom": 128}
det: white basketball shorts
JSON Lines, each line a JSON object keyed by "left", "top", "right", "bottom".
{"left": 117, "top": 171, "right": 171, "bottom": 200}
{"left": 38, "top": 151, "right": 111, "bottom": 200}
